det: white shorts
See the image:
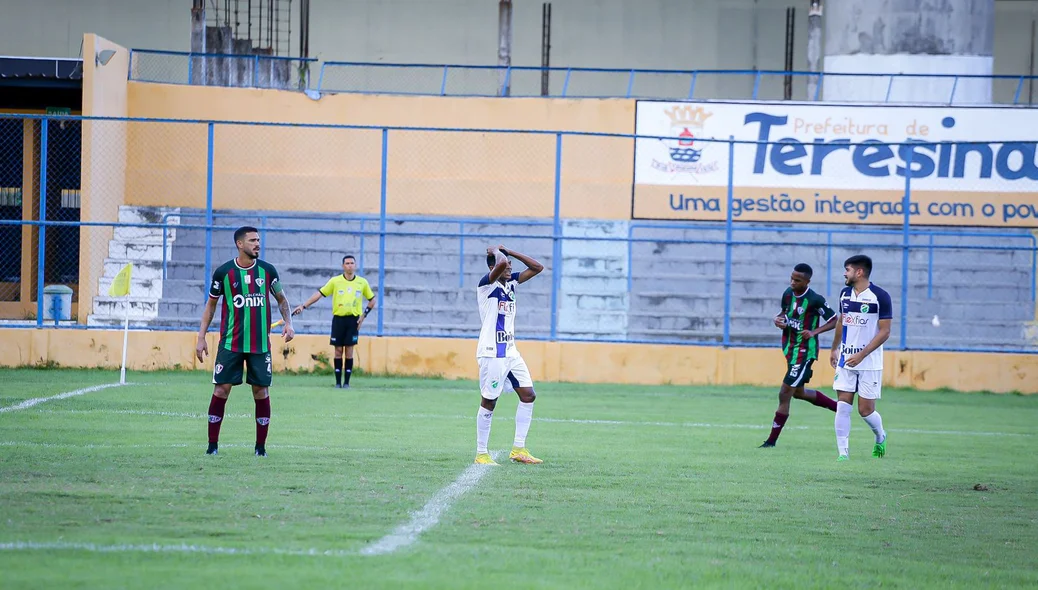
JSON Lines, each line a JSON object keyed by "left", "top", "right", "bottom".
{"left": 478, "top": 356, "right": 533, "bottom": 400}
{"left": 834, "top": 368, "right": 883, "bottom": 400}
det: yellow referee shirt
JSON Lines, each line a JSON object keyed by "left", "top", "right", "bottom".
{"left": 319, "top": 274, "right": 375, "bottom": 317}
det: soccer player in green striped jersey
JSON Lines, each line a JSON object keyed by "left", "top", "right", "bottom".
{"left": 195, "top": 226, "right": 295, "bottom": 457}
{"left": 759, "top": 263, "right": 839, "bottom": 448}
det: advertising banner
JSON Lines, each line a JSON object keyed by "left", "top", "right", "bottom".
{"left": 633, "top": 101, "right": 1038, "bottom": 227}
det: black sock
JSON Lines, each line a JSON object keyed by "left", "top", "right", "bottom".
{"left": 334, "top": 358, "right": 343, "bottom": 386}
{"left": 345, "top": 358, "right": 354, "bottom": 385}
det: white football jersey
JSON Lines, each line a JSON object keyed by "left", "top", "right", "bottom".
{"left": 476, "top": 272, "right": 521, "bottom": 359}
{"left": 837, "top": 283, "right": 893, "bottom": 371}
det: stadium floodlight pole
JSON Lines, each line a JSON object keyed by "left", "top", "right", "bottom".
{"left": 204, "top": 123, "right": 215, "bottom": 308}
{"left": 36, "top": 120, "right": 48, "bottom": 328}
{"left": 722, "top": 136, "right": 735, "bottom": 347}
{"left": 550, "top": 132, "right": 562, "bottom": 341}
{"left": 377, "top": 128, "right": 388, "bottom": 337}
{"left": 900, "top": 144, "right": 912, "bottom": 350}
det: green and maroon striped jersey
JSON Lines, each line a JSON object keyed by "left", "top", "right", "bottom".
{"left": 208, "top": 259, "right": 283, "bottom": 353}
{"left": 779, "top": 287, "right": 835, "bottom": 365}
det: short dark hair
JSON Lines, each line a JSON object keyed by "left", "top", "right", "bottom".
{"left": 844, "top": 254, "right": 873, "bottom": 278}
{"left": 793, "top": 263, "right": 813, "bottom": 279}
{"left": 233, "top": 226, "right": 258, "bottom": 244}
{"left": 342, "top": 255, "right": 356, "bottom": 264}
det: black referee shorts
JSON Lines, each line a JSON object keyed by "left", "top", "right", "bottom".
{"left": 330, "top": 315, "right": 360, "bottom": 347}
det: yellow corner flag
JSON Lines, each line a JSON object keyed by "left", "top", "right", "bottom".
{"left": 108, "top": 263, "right": 133, "bottom": 297}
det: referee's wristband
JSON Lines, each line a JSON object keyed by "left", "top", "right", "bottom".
{"left": 363, "top": 308, "right": 372, "bottom": 317}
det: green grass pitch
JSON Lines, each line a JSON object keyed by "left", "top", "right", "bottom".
{"left": 1, "top": 368, "right": 1036, "bottom": 589}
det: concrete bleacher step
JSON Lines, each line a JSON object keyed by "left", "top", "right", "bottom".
{"left": 112, "top": 225, "right": 175, "bottom": 244}
{"left": 97, "top": 276, "right": 163, "bottom": 299}
{"left": 108, "top": 207, "right": 1037, "bottom": 349}
{"left": 92, "top": 296, "right": 161, "bottom": 319}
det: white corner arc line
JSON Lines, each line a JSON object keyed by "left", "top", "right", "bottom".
{"left": 360, "top": 452, "right": 500, "bottom": 556}
{"left": 0, "top": 541, "right": 352, "bottom": 558}
{"left": 0, "top": 383, "right": 126, "bottom": 413}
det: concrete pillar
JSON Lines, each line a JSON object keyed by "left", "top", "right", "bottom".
{"left": 806, "top": 0, "right": 823, "bottom": 101}
{"left": 190, "top": 1, "right": 205, "bottom": 85}
{"left": 823, "top": 0, "right": 995, "bottom": 104}
{"left": 498, "top": 0, "right": 513, "bottom": 97}
{"left": 205, "top": 26, "right": 233, "bottom": 87}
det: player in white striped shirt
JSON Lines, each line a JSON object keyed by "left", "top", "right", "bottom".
{"left": 829, "top": 255, "right": 893, "bottom": 462}
{"left": 473, "top": 245, "right": 544, "bottom": 466}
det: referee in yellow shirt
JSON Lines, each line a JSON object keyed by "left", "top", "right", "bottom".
{"left": 292, "top": 255, "right": 376, "bottom": 389}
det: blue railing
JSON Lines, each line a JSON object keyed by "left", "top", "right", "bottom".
{"left": 626, "top": 222, "right": 1038, "bottom": 306}
{"left": 1, "top": 113, "right": 1036, "bottom": 354}
{"left": 316, "top": 62, "right": 1038, "bottom": 104}
{"left": 126, "top": 49, "right": 1038, "bottom": 105}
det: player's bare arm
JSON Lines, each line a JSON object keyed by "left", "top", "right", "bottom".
{"left": 487, "top": 245, "right": 509, "bottom": 283}
{"left": 273, "top": 290, "right": 296, "bottom": 342}
{"left": 502, "top": 247, "right": 543, "bottom": 283}
{"left": 804, "top": 315, "right": 837, "bottom": 338}
{"left": 844, "top": 318, "right": 890, "bottom": 368}
{"left": 357, "top": 294, "right": 376, "bottom": 328}
{"left": 292, "top": 290, "right": 324, "bottom": 315}
{"left": 196, "top": 296, "right": 219, "bottom": 362}
{"left": 829, "top": 313, "right": 843, "bottom": 368}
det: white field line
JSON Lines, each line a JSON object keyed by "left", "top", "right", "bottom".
{"left": 20, "top": 407, "right": 1034, "bottom": 438}
{"left": 0, "top": 541, "right": 352, "bottom": 558}
{"left": 1, "top": 450, "right": 502, "bottom": 559}
{"left": 0, "top": 441, "right": 384, "bottom": 452}
{"left": 359, "top": 452, "right": 501, "bottom": 556}
{"left": 365, "top": 413, "right": 1034, "bottom": 438}
{"left": 0, "top": 383, "right": 126, "bottom": 413}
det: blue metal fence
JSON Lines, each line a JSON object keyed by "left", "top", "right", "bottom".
{"left": 0, "top": 114, "right": 1035, "bottom": 354}
{"left": 127, "top": 50, "right": 1038, "bottom": 105}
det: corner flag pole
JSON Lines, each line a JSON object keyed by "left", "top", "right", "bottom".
{"left": 109, "top": 263, "right": 133, "bottom": 385}
{"left": 120, "top": 297, "right": 130, "bottom": 385}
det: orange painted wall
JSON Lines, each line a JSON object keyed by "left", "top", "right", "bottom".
{"left": 121, "top": 83, "right": 635, "bottom": 220}
{"left": 2, "top": 329, "right": 1036, "bottom": 395}
{"left": 78, "top": 34, "right": 130, "bottom": 324}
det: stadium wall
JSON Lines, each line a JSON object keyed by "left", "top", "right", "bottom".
{"left": 4, "top": 1, "right": 1037, "bottom": 105}
{"left": 1, "top": 329, "right": 1036, "bottom": 394}
{"left": 79, "top": 34, "right": 130, "bottom": 326}
{"left": 122, "top": 82, "right": 635, "bottom": 220}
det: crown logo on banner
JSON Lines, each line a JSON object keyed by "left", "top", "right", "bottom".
{"left": 663, "top": 105, "right": 713, "bottom": 129}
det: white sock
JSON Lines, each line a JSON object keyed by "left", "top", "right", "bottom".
{"left": 862, "top": 411, "right": 886, "bottom": 444}
{"left": 476, "top": 407, "right": 493, "bottom": 454}
{"left": 513, "top": 402, "right": 534, "bottom": 448}
{"left": 835, "top": 401, "right": 852, "bottom": 456}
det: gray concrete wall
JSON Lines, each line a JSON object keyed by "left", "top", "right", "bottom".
{"left": 3, "top": 0, "right": 1035, "bottom": 102}
{"left": 823, "top": 0, "right": 997, "bottom": 103}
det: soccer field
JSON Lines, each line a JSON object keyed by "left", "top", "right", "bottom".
{"left": 1, "top": 369, "right": 1035, "bottom": 589}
